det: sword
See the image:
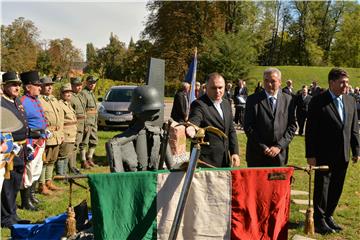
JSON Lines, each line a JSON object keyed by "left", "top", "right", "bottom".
{"left": 168, "top": 123, "right": 226, "bottom": 240}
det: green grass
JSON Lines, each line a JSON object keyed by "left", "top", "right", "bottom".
{"left": 245, "top": 66, "right": 360, "bottom": 94}
{"left": 1, "top": 131, "right": 359, "bottom": 239}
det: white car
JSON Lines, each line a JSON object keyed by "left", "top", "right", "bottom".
{"left": 97, "top": 85, "right": 137, "bottom": 129}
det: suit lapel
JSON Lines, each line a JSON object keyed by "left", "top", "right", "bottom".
{"left": 326, "top": 91, "right": 343, "bottom": 126}
{"left": 274, "top": 92, "right": 284, "bottom": 119}
{"left": 343, "top": 95, "right": 349, "bottom": 127}
{"left": 210, "top": 103, "right": 225, "bottom": 127}
{"left": 204, "top": 95, "right": 225, "bottom": 128}
{"left": 220, "top": 101, "right": 228, "bottom": 129}
{"left": 259, "top": 91, "right": 274, "bottom": 119}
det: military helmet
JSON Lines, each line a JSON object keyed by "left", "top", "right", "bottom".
{"left": 128, "top": 85, "right": 162, "bottom": 114}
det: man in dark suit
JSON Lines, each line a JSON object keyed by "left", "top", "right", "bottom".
{"left": 233, "top": 79, "right": 248, "bottom": 128}
{"left": 244, "top": 68, "right": 297, "bottom": 167}
{"left": 282, "top": 79, "right": 295, "bottom": 97}
{"left": 295, "top": 85, "right": 312, "bottom": 136}
{"left": 305, "top": 68, "right": 359, "bottom": 235}
{"left": 186, "top": 73, "right": 240, "bottom": 167}
{"left": 170, "top": 82, "right": 190, "bottom": 123}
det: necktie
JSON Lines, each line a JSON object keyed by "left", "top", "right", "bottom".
{"left": 335, "top": 97, "right": 344, "bottom": 122}
{"left": 269, "top": 96, "right": 276, "bottom": 113}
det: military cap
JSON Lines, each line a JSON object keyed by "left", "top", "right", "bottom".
{"left": 60, "top": 83, "right": 72, "bottom": 93}
{"left": 1, "top": 106, "right": 23, "bottom": 132}
{"left": 1, "top": 71, "right": 22, "bottom": 85}
{"left": 20, "top": 71, "right": 41, "bottom": 85}
{"left": 70, "top": 77, "right": 82, "bottom": 85}
{"left": 40, "top": 76, "right": 54, "bottom": 85}
{"left": 86, "top": 75, "right": 98, "bottom": 83}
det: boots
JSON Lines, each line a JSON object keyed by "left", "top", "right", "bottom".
{"left": 81, "top": 149, "right": 91, "bottom": 169}
{"left": 39, "top": 182, "right": 52, "bottom": 195}
{"left": 81, "top": 160, "right": 91, "bottom": 169}
{"left": 30, "top": 182, "right": 40, "bottom": 205}
{"left": 46, "top": 180, "right": 61, "bottom": 191}
{"left": 87, "top": 158, "right": 98, "bottom": 167}
{"left": 20, "top": 188, "right": 38, "bottom": 211}
{"left": 87, "top": 148, "right": 98, "bottom": 167}
{"left": 56, "top": 159, "right": 66, "bottom": 176}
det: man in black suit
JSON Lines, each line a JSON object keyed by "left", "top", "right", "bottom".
{"left": 186, "top": 73, "right": 240, "bottom": 167}
{"left": 244, "top": 68, "right": 297, "bottom": 167}
{"left": 282, "top": 79, "right": 294, "bottom": 97}
{"left": 295, "top": 85, "right": 312, "bottom": 136}
{"left": 170, "top": 82, "right": 190, "bottom": 123}
{"left": 305, "top": 68, "right": 360, "bottom": 234}
{"left": 233, "top": 79, "right": 248, "bottom": 128}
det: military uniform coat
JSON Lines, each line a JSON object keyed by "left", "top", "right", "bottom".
{"left": 59, "top": 100, "right": 77, "bottom": 143}
{"left": 39, "top": 95, "right": 64, "bottom": 146}
{"left": 71, "top": 92, "right": 86, "bottom": 148}
{"left": 80, "top": 87, "right": 98, "bottom": 148}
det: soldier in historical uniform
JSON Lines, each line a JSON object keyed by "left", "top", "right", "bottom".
{"left": 79, "top": 76, "right": 98, "bottom": 167}
{"left": 57, "top": 83, "right": 79, "bottom": 175}
{"left": 70, "top": 77, "right": 89, "bottom": 169}
{"left": 1, "top": 72, "right": 31, "bottom": 226}
{"left": 20, "top": 71, "right": 47, "bottom": 210}
{"left": 38, "top": 77, "right": 64, "bottom": 195}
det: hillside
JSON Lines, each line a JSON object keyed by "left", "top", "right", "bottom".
{"left": 245, "top": 66, "right": 360, "bottom": 93}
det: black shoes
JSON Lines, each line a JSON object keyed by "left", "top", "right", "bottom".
{"left": 70, "top": 167, "right": 82, "bottom": 175}
{"left": 325, "top": 216, "right": 343, "bottom": 232}
{"left": 20, "top": 188, "right": 38, "bottom": 211}
{"left": 29, "top": 182, "right": 40, "bottom": 205}
{"left": 314, "top": 218, "right": 336, "bottom": 235}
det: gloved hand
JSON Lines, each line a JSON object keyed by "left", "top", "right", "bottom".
{"left": 12, "top": 143, "right": 22, "bottom": 155}
{"left": 27, "top": 144, "right": 35, "bottom": 161}
{"left": 45, "top": 129, "right": 53, "bottom": 139}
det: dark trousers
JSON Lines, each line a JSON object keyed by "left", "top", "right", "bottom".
{"left": 234, "top": 105, "right": 245, "bottom": 126}
{"left": 1, "top": 155, "right": 24, "bottom": 226}
{"left": 313, "top": 161, "right": 348, "bottom": 220}
{"left": 297, "top": 113, "right": 307, "bottom": 135}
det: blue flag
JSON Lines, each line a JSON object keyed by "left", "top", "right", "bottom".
{"left": 185, "top": 50, "right": 197, "bottom": 104}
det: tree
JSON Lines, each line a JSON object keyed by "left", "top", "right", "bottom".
{"left": 143, "top": 1, "right": 222, "bottom": 81}
{"left": 47, "top": 38, "right": 83, "bottom": 78}
{"left": 84, "top": 43, "right": 98, "bottom": 74}
{"left": 200, "top": 31, "right": 257, "bottom": 81}
{"left": 1, "top": 17, "right": 41, "bottom": 72}
{"left": 331, "top": 4, "right": 360, "bottom": 67}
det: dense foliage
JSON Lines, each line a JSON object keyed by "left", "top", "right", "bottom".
{"left": 1, "top": 1, "right": 359, "bottom": 82}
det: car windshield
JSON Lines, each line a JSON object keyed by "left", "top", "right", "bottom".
{"left": 105, "top": 88, "right": 134, "bottom": 102}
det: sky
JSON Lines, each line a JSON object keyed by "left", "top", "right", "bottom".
{"left": 1, "top": 1, "right": 149, "bottom": 57}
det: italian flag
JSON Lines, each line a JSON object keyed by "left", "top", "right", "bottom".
{"left": 88, "top": 167, "right": 293, "bottom": 240}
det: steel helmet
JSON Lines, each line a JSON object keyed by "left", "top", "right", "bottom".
{"left": 128, "top": 85, "right": 162, "bottom": 114}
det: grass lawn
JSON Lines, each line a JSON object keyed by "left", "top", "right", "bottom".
{"left": 1, "top": 131, "right": 359, "bottom": 239}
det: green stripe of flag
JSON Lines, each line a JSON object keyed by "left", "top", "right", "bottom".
{"left": 88, "top": 171, "right": 158, "bottom": 240}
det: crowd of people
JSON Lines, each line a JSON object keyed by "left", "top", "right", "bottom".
{"left": 171, "top": 67, "right": 359, "bottom": 235}
{"left": 2, "top": 67, "right": 359, "bottom": 235}
{"left": 0, "top": 71, "right": 99, "bottom": 228}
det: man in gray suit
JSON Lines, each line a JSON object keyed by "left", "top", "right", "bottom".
{"left": 244, "top": 68, "right": 297, "bottom": 167}
{"left": 306, "top": 68, "right": 359, "bottom": 234}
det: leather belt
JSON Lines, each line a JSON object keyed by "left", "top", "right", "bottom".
{"left": 64, "top": 121, "right": 77, "bottom": 126}
{"left": 76, "top": 115, "right": 86, "bottom": 120}
{"left": 48, "top": 126, "right": 60, "bottom": 131}
{"left": 29, "top": 129, "right": 45, "bottom": 139}
{"left": 86, "top": 109, "right": 97, "bottom": 114}
{"left": 14, "top": 140, "right": 26, "bottom": 145}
